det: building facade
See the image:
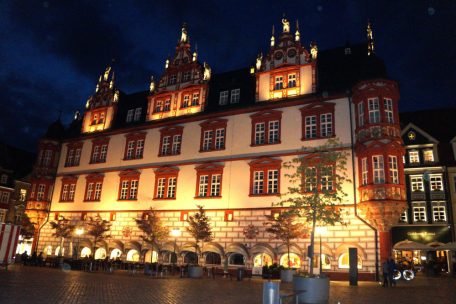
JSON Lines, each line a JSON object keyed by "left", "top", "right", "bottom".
{"left": 26, "top": 20, "right": 407, "bottom": 279}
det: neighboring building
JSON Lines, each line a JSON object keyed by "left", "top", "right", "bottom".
{"left": 392, "top": 109, "right": 456, "bottom": 264}
{"left": 0, "top": 143, "right": 34, "bottom": 223}
{"left": 26, "top": 20, "right": 407, "bottom": 280}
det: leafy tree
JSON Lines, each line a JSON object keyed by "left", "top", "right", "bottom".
{"left": 278, "top": 138, "right": 350, "bottom": 275}
{"left": 134, "top": 208, "right": 168, "bottom": 263}
{"left": 20, "top": 213, "right": 36, "bottom": 239}
{"left": 85, "top": 214, "right": 111, "bottom": 257}
{"left": 49, "top": 216, "right": 75, "bottom": 257}
{"left": 186, "top": 205, "right": 213, "bottom": 265}
{"left": 264, "top": 211, "right": 306, "bottom": 268}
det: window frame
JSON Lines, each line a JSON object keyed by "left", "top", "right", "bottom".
{"left": 300, "top": 102, "right": 336, "bottom": 141}
{"left": 158, "top": 126, "right": 184, "bottom": 157}
{"left": 368, "top": 97, "right": 380, "bottom": 123}
{"left": 219, "top": 90, "right": 229, "bottom": 105}
{"left": 249, "top": 157, "right": 282, "bottom": 196}
{"left": 90, "top": 137, "right": 110, "bottom": 164}
{"left": 230, "top": 88, "right": 240, "bottom": 104}
{"left": 60, "top": 176, "right": 78, "bottom": 202}
{"left": 199, "top": 119, "right": 228, "bottom": 152}
{"left": 153, "top": 167, "right": 179, "bottom": 200}
{"left": 118, "top": 170, "right": 141, "bottom": 201}
{"left": 123, "top": 132, "right": 147, "bottom": 160}
{"left": 64, "top": 142, "right": 83, "bottom": 167}
{"left": 194, "top": 163, "right": 224, "bottom": 198}
{"left": 84, "top": 173, "right": 104, "bottom": 202}
{"left": 372, "top": 155, "right": 385, "bottom": 184}
{"left": 412, "top": 201, "right": 427, "bottom": 223}
{"left": 250, "top": 110, "right": 282, "bottom": 146}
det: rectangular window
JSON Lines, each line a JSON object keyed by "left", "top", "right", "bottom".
{"left": 255, "top": 123, "right": 265, "bottom": 145}
{"left": 92, "top": 146, "right": 100, "bottom": 163}
{"left": 399, "top": 210, "right": 408, "bottom": 223}
{"left": 182, "top": 95, "right": 190, "bottom": 108}
{"left": 202, "top": 130, "right": 213, "bottom": 151}
{"left": 321, "top": 166, "right": 333, "bottom": 191}
{"left": 157, "top": 178, "right": 165, "bottom": 198}
{"left": 288, "top": 74, "right": 296, "bottom": 88}
{"left": 126, "top": 141, "right": 135, "bottom": 159}
{"left": 408, "top": 150, "right": 419, "bottom": 164}
{"left": 215, "top": 129, "right": 225, "bottom": 150}
{"left": 183, "top": 71, "right": 191, "bottom": 82}
{"left": 120, "top": 180, "right": 129, "bottom": 200}
{"left": 219, "top": 91, "right": 229, "bottom": 105}
{"left": 119, "top": 179, "right": 139, "bottom": 200}
{"left": 192, "top": 92, "right": 199, "bottom": 106}
{"left": 134, "top": 108, "right": 142, "bottom": 121}
{"left": 268, "top": 120, "right": 280, "bottom": 144}
{"left": 167, "top": 177, "right": 176, "bottom": 198}
{"left": 155, "top": 100, "right": 163, "bottom": 113}
{"left": 305, "top": 116, "right": 317, "bottom": 139}
{"left": 37, "top": 184, "right": 46, "bottom": 200}
{"left": 210, "top": 174, "right": 221, "bottom": 196}
{"left": 388, "top": 156, "right": 399, "bottom": 184}
{"left": 275, "top": 76, "right": 283, "bottom": 90}
{"left": 172, "top": 135, "right": 181, "bottom": 154}
{"left": 164, "top": 99, "right": 171, "bottom": 111}
{"left": 43, "top": 150, "right": 52, "bottom": 167}
{"left": 361, "top": 158, "right": 368, "bottom": 186}
{"left": 320, "top": 113, "right": 333, "bottom": 137}
{"left": 305, "top": 167, "right": 317, "bottom": 192}
{"left": 423, "top": 149, "right": 434, "bottom": 163}
{"left": 129, "top": 180, "right": 138, "bottom": 199}
{"left": 74, "top": 148, "right": 81, "bottom": 166}
{"left": 100, "top": 144, "right": 108, "bottom": 162}
{"left": 410, "top": 175, "right": 424, "bottom": 191}
{"left": 66, "top": 150, "right": 74, "bottom": 167}
{"left": 432, "top": 201, "right": 446, "bottom": 222}
{"left": 412, "top": 202, "right": 427, "bottom": 222}
{"left": 154, "top": 171, "right": 178, "bottom": 199}
{"left": 267, "top": 170, "right": 279, "bottom": 194}
{"left": 61, "top": 184, "right": 68, "bottom": 201}
{"left": 161, "top": 136, "right": 170, "bottom": 155}
{"left": 230, "top": 88, "right": 240, "bottom": 103}
{"left": 169, "top": 74, "right": 177, "bottom": 85}
{"left": 198, "top": 175, "right": 209, "bottom": 197}
{"left": 126, "top": 109, "right": 134, "bottom": 122}
{"left": 85, "top": 183, "right": 93, "bottom": 201}
{"left": 0, "top": 192, "right": 9, "bottom": 203}
{"left": 135, "top": 140, "right": 144, "bottom": 159}
{"left": 429, "top": 174, "right": 443, "bottom": 191}
{"left": 358, "top": 102, "right": 364, "bottom": 127}
{"left": 94, "top": 182, "right": 102, "bottom": 200}
{"left": 383, "top": 98, "right": 394, "bottom": 123}
{"left": 253, "top": 171, "right": 264, "bottom": 194}
{"left": 68, "top": 184, "right": 76, "bottom": 201}
{"left": 372, "top": 155, "right": 385, "bottom": 184}
{"left": 368, "top": 98, "right": 380, "bottom": 123}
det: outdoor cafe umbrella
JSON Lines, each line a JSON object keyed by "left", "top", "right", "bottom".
{"left": 435, "top": 242, "right": 456, "bottom": 251}
{"left": 393, "top": 240, "right": 432, "bottom": 251}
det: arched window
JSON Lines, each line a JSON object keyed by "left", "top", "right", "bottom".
{"left": 321, "top": 254, "right": 332, "bottom": 270}
{"left": 144, "top": 250, "right": 159, "bottom": 263}
{"left": 279, "top": 253, "right": 301, "bottom": 268}
{"left": 45, "top": 245, "right": 52, "bottom": 256}
{"left": 126, "top": 249, "right": 140, "bottom": 262}
{"left": 253, "top": 253, "right": 273, "bottom": 267}
{"left": 95, "top": 248, "right": 107, "bottom": 260}
{"left": 55, "top": 246, "right": 64, "bottom": 256}
{"left": 162, "top": 251, "right": 177, "bottom": 264}
{"left": 184, "top": 252, "right": 198, "bottom": 264}
{"left": 110, "top": 248, "right": 122, "bottom": 260}
{"left": 338, "top": 253, "right": 362, "bottom": 269}
{"left": 229, "top": 253, "right": 245, "bottom": 266}
{"left": 81, "top": 247, "right": 92, "bottom": 258}
{"left": 205, "top": 252, "right": 221, "bottom": 265}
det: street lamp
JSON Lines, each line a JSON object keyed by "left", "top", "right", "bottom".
{"left": 170, "top": 228, "right": 182, "bottom": 275}
{"left": 315, "top": 226, "right": 327, "bottom": 275}
{"left": 75, "top": 228, "right": 84, "bottom": 259}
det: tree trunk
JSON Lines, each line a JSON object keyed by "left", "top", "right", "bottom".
{"left": 287, "top": 241, "right": 291, "bottom": 268}
{"left": 309, "top": 204, "right": 317, "bottom": 275}
{"left": 59, "top": 237, "right": 64, "bottom": 257}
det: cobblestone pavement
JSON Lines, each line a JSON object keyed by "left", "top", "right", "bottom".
{"left": 0, "top": 265, "right": 455, "bottom": 304}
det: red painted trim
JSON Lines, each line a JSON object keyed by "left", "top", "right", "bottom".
{"left": 194, "top": 163, "right": 224, "bottom": 198}
{"left": 248, "top": 157, "right": 282, "bottom": 196}
{"left": 118, "top": 170, "right": 141, "bottom": 200}
{"left": 123, "top": 132, "right": 147, "bottom": 160}
{"left": 199, "top": 119, "right": 228, "bottom": 152}
{"left": 158, "top": 126, "right": 184, "bottom": 156}
{"left": 300, "top": 102, "right": 335, "bottom": 140}
{"left": 154, "top": 166, "right": 179, "bottom": 199}
{"left": 250, "top": 110, "right": 283, "bottom": 146}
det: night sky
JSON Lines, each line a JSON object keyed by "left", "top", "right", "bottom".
{"left": 1, "top": 1, "right": 455, "bottom": 152}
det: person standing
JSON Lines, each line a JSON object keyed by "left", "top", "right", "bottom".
{"left": 382, "top": 259, "right": 389, "bottom": 287}
{"left": 388, "top": 258, "right": 397, "bottom": 287}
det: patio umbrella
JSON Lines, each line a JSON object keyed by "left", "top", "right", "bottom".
{"left": 393, "top": 240, "right": 432, "bottom": 251}
{"left": 435, "top": 242, "right": 456, "bottom": 251}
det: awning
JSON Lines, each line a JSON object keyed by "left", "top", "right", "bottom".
{"left": 393, "top": 239, "right": 432, "bottom": 251}
{"left": 435, "top": 242, "right": 456, "bottom": 251}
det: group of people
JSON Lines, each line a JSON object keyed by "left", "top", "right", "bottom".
{"left": 19, "top": 251, "right": 45, "bottom": 266}
{"left": 382, "top": 258, "right": 398, "bottom": 287}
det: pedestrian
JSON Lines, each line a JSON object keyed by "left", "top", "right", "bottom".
{"left": 21, "top": 251, "right": 28, "bottom": 266}
{"left": 382, "top": 259, "right": 389, "bottom": 287}
{"left": 37, "top": 252, "right": 44, "bottom": 267}
{"left": 388, "top": 258, "right": 397, "bottom": 287}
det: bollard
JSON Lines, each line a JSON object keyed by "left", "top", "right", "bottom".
{"left": 263, "top": 281, "right": 280, "bottom": 304}
{"left": 237, "top": 268, "right": 244, "bottom": 281}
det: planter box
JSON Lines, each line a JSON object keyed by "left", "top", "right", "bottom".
{"left": 293, "top": 276, "right": 329, "bottom": 304}
{"left": 280, "top": 269, "right": 296, "bottom": 283}
{"left": 188, "top": 266, "right": 203, "bottom": 278}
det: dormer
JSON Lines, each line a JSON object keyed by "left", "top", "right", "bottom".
{"left": 147, "top": 24, "right": 211, "bottom": 121}
{"left": 82, "top": 66, "right": 119, "bottom": 133}
{"left": 255, "top": 18, "right": 317, "bottom": 102}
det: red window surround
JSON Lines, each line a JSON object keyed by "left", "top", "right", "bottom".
{"left": 180, "top": 211, "right": 189, "bottom": 221}
{"left": 199, "top": 119, "right": 228, "bottom": 152}
{"left": 153, "top": 167, "right": 179, "bottom": 200}
{"left": 90, "top": 108, "right": 107, "bottom": 126}
{"left": 224, "top": 210, "right": 234, "bottom": 222}
{"left": 64, "top": 142, "right": 83, "bottom": 167}
{"left": 36, "top": 142, "right": 59, "bottom": 169}
{"left": 81, "top": 212, "right": 87, "bottom": 221}
{"left": 118, "top": 170, "right": 140, "bottom": 201}
{"left": 124, "top": 132, "right": 146, "bottom": 160}
{"left": 158, "top": 126, "right": 183, "bottom": 156}
{"left": 84, "top": 173, "right": 104, "bottom": 202}
{"left": 60, "top": 176, "right": 78, "bottom": 202}
{"left": 300, "top": 102, "right": 335, "bottom": 141}
{"left": 153, "top": 94, "right": 172, "bottom": 113}
{"left": 31, "top": 179, "right": 53, "bottom": 201}
{"left": 90, "top": 137, "right": 110, "bottom": 164}
{"left": 180, "top": 89, "right": 201, "bottom": 108}
{"left": 110, "top": 212, "right": 116, "bottom": 221}
{"left": 270, "top": 68, "right": 300, "bottom": 91}
{"left": 250, "top": 110, "right": 282, "bottom": 146}
{"left": 249, "top": 157, "right": 282, "bottom": 196}
{"left": 54, "top": 212, "right": 60, "bottom": 220}
{"left": 194, "top": 163, "right": 224, "bottom": 198}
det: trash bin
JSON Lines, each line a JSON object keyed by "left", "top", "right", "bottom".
{"left": 237, "top": 268, "right": 244, "bottom": 281}
{"left": 262, "top": 281, "right": 280, "bottom": 304}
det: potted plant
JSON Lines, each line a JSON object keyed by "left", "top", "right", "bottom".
{"left": 135, "top": 208, "right": 168, "bottom": 275}
{"left": 85, "top": 214, "right": 111, "bottom": 260}
{"left": 278, "top": 138, "right": 350, "bottom": 303}
{"left": 186, "top": 205, "right": 213, "bottom": 278}
{"left": 49, "top": 215, "right": 75, "bottom": 266}
{"left": 264, "top": 211, "right": 306, "bottom": 282}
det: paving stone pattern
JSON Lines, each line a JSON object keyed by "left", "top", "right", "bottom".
{"left": 0, "top": 266, "right": 455, "bottom": 304}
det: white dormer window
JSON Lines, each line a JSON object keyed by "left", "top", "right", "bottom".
{"left": 126, "top": 109, "right": 134, "bottom": 122}
{"left": 409, "top": 150, "right": 420, "bottom": 164}
{"left": 0, "top": 174, "right": 7, "bottom": 184}
{"left": 275, "top": 76, "right": 283, "bottom": 90}
{"left": 230, "top": 89, "right": 240, "bottom": 104}
{"left": 219, "top": 91, "right": 229, "bottom": 105}
{"left": 169, "top": 74, "right": 177, "bottom": 85}
{"left": 134, "top": 108, "right": 142, "bottom": 121}
{"left": 423, "top": 149, "right": 434, "bottom": 163}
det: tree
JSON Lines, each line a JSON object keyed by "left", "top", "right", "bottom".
{"left": 49, "top": 216, "right": 75, "bottom": 257}
{"left": 134, "top": 208, "right": 168, "bottom": 263}
{"left": 19, "top": 213, "right": 36, "bottom": 239}
{"left": 186, "top": 205, "right": 213, "bottom": 265}
{"left": 264, "top": 211, "right": 306, "bottom": 268}
{"left": 85, "top": 214, "right": 111, "bottom": 257}
{"left": 278, "top": 138, "right": 350, "bottom": 275}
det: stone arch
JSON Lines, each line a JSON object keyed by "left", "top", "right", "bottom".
{"left": 201, "top": 242, "right": 225, "bottom": 256}
{"left": 95, "top": 240, "right": 108, "bottom": 250}
{"left": 276, "top": 243, "right": 303, "bottom": 256}
{"left": 225, "top": 242, "right": 249, "bottom": 258}
{"left": 335, "top": 243, "right": 367, "bottom": 260}
{"left": 79, "top": 238, "right": 93, "bottom": 249}
{"left": 160, "top": 241, "right": 176, "bottom": 253}
{"left": 126, "top": 240, "right": 142, "bottom": 252}
{"left": 250, "top": 242, "right": 277, "bottom": 259}
{"left": 108, "top": 240, "right": 124, "bottom": 252}
{"left": 181, "top": 242, "right": 198, "bottom": 253}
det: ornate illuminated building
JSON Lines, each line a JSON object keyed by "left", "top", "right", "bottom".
{"left": 26, "top": 19, "right": 408, "bottom": 280}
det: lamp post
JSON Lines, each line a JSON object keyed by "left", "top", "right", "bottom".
{"left": 315, "top": 226, "right": 327, "bottom": 275}
{"left": 75, "top": 228, "right": 84, "bottom": 259}
{"left": 170, "top": 228, "right": 181, "bottom": 275}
